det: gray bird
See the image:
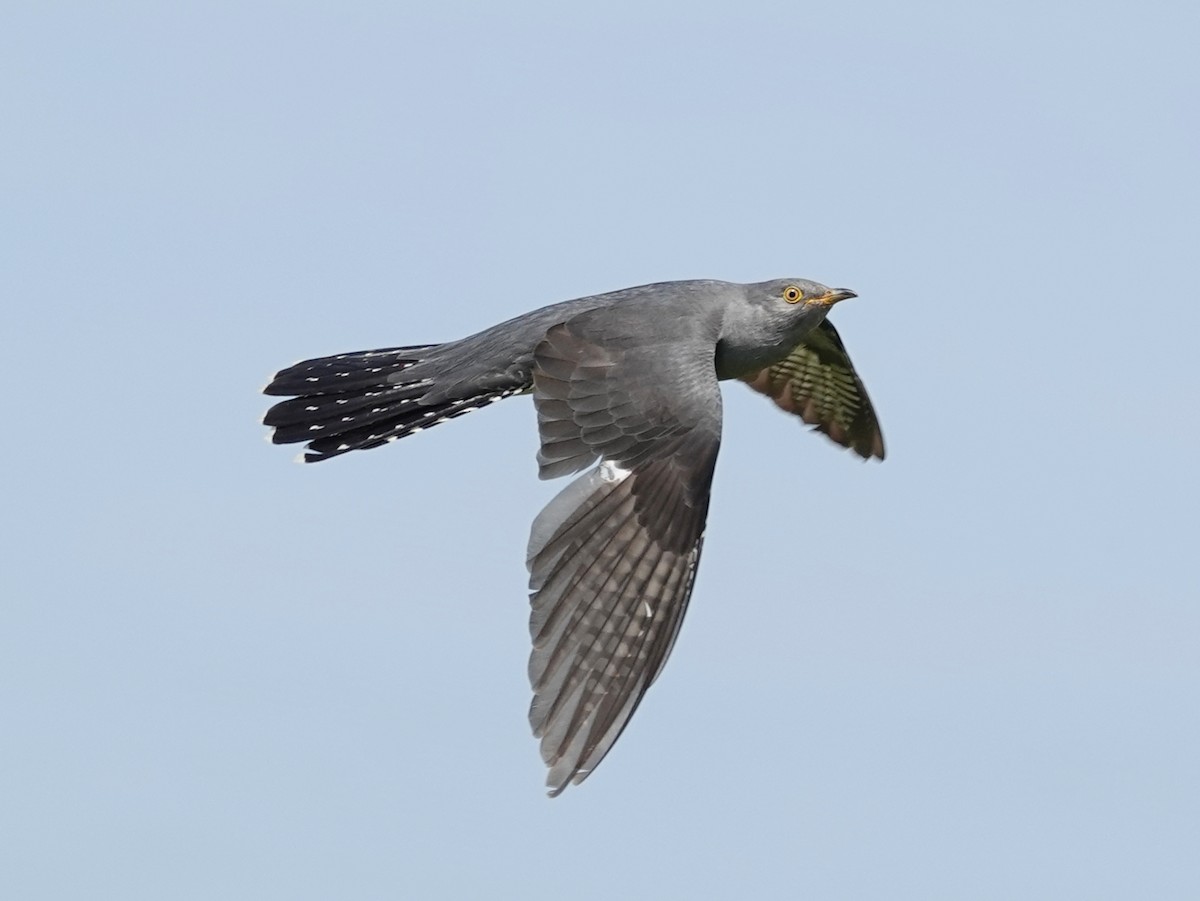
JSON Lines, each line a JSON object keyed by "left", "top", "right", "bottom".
{"left": 263, "top": 278, "right": 884, "bottom": 796}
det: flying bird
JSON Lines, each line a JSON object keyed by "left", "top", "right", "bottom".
{"left": 263, "top": 278, "right": 884, "bottom": 796}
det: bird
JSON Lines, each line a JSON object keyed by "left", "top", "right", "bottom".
{"left": 263, "top": 277, "right": 884, "bottom": 796}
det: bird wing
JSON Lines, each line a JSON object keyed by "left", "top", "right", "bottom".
{"left": 740, "top": 319, "right": 885, "bottom": 460}
{"left": 526, "top": 309, "right": 722, "bottom": 796}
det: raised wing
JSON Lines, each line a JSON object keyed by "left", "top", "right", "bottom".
{"left": 740, "top": 319, "right": 885, "bottom": 460}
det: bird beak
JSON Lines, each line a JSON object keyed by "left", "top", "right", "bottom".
{"left": 819, "top": 288, "right": 857, "bottom": 305}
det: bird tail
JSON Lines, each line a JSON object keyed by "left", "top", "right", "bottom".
{"left": 262, "top": 345, "right": 515, "bottom": 462}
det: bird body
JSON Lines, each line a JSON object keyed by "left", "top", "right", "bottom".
{"left": 264, "top": 277, "right": 883, "bottom": 795}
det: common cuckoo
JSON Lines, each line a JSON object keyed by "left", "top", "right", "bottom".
{"left": 263, "top": 278, "right": 884, "bottom": 796}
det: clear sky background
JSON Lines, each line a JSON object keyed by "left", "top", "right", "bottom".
{"left": 3, "top": 2, "right": 1198, "bottom": 898}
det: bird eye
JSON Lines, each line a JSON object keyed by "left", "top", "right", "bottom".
{"left": 783, "top": 286, "right": 803, "bottom": 303}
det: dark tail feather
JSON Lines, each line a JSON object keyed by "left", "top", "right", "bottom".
{"left": 263, "top": 345, "right": 439, "bottom": 396}
{"left": 262, "top": 345, "right": 519, "bottom": 463}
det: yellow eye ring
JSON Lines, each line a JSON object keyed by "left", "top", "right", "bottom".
{"left": 783, "top": 285, "right": 803, "bottom": 303}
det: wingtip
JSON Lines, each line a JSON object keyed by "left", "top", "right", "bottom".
{"left": 544, "top": 769, "right": 588, "bottom": 798}
{"left": 854, "top": 445, "right": 885, "bottom": 462}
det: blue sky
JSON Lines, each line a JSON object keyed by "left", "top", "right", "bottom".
{"left": 3, "top": 2, "right": 1198, "bottom": 898}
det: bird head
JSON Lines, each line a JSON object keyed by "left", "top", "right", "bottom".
{"left": 714, "top": 278, "right": 858, "bottom": 379}
{"left": 756, "top": 278, "right": 855, "bottom": 309}
{"left": 746, "top": 278, "right": 857, "bottom": 334}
